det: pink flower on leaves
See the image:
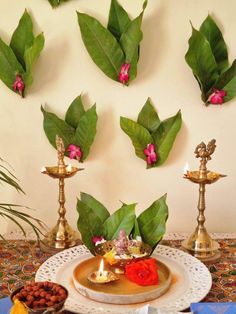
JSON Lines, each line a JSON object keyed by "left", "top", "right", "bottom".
{"left": 67, "top": 144, "right": 82, "bottom": 161}
{"left": 208, "top": 89, "right": 227, "bottom": 105}
{"left": 13, "top": 74, "right": 25, "bottom": 96}
{"left": 118, "top": 63, "right": 131, "bottom": 85}
{"left": 144, "top": 143, "right": 157, "bottom": 165}
{"left": 92, "top": 236, "right": 105, "bottom": 246}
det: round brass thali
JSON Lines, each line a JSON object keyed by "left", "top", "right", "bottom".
{"left": 73, "top": 256, "right": 171, "bottom": 304}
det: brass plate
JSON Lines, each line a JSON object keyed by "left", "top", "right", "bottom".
{"left": 72, "top": 257, "right": 171, "bottom": 304}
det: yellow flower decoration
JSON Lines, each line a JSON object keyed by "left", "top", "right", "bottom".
{"left": 10, "top": 299, "right": 28, "bottom": 314}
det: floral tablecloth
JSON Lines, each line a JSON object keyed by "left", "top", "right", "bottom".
{"left": 0, "top": 238, "right": 236, "bottom": 313}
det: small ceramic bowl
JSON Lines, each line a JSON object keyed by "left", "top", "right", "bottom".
{"left": 10, "top": 281, "right": 68, "bottom": 314}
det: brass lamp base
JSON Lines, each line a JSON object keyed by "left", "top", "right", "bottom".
{"left": 40, "top": 220, "right": 81, "bottom": 253}
{"left": 182, "top": 228, "right": 221, "bottom": 263}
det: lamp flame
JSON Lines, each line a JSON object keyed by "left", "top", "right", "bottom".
{"left": 98, "top": 259, "right": 104, "bottom": 277}
{"left": 183, "top": 163, "right": 189, "bottom": 175}
{"left": 66, "top": 164, "right": 72, "bottom": 172}
{"left": 41, "top": 167, "right": 46, "bottom": 173}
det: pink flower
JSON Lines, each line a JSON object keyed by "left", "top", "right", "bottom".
{"left": 92, "top": 236, "right": 105, "bottom": 246}
{"left": 67, "top": 144, "right": 82, "bottom": 161}
{"left": 144, "top": 143, "right": 157, "bottom": 165}
{"left": 118, "top": 63, "right": 131, "bottom": 85}
{"left": 208, "top": 89, "right": 227, "bottom": 105}
{"left": 13, "top": 74, "right": 25, "bottom": 96}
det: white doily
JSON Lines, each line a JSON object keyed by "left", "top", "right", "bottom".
{"left": 35, "top": 245, "right": 212, "bottom": 314}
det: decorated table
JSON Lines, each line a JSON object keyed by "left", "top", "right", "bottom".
{"left": 0, "top": 233, "right": 235, "bottom": 313}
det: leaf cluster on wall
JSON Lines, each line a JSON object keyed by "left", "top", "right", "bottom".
{"left": 77, "top": 192, "right": 168, "bottom": 254}
{"left": 0, "top": 10, "right": 44, "bottom": 97}
{"left": 185, "top": 14, "right": 236, "bottom": 105}
{"left": 120, "top": 98, "right": 182, "bottom": 168}
{"left": 77, "top": 0, "right": 147, "bottom": 85}
{"left": 41, "top": 95, "right": 97, "bottom": 162}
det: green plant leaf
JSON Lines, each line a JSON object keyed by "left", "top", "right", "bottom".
{"left": 48, "top": 0, "right": 69, "bottom": 7}
{"left": 10, "top": 10, "right": 34, "bottom": 69}
{"left": 80, "top": 192, "right": 110, "bottom": 223}
{"left": 65, "top": 95, "right": 85, "bottom": 129}
{"left": 0, "top": 37, "right": 24, "bottom": 90}
{"left": 152, "top": 110, "right": 182, "bottom": 166}
{"left": 23, "top": 33, "right": 45, "bottom": 87}
{"left": 120, "top": 117, "right": 153, "bottom": 161}
{"left": 215, "top": 59, "right": 236, "bottom": 102}
{"left": 77, "top": 200, "right": 105, "bottom": 253}
{"left": 108, "top": 0, "right": 131, "bottom": 40}
{"left": 77, "top": 12, "right": 124, "bottom": 81}
{"left": 73, "top": 104, "right": 97, "bottom": 161}
{"left": 200, "top": 15, "right": 229, "bottom": 74}
{"left": 132, "top": 218, "right": 141, "bottom": 238}
{"left": 137, "top": 98, "right": 160, "bottom": 133}
{"left": 41, "top": 106, "right": 75, "bottom": 151}
{"left": 103, "top": 203, "right": 136, "bottom": 240}
{"left": 185, "top": 27, "right": 219, "bottom": 101}
{"left": 137, "top": 194, "right": 168, "bottom": 249}
{"left": 119, "top": 7, "right": 145, "bottom": 82}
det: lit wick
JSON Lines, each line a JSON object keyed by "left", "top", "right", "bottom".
{"left": 66, "top": 164, "right": 72, "bottom": 173}
{"left": 96, "top": 259, "right": 108, "bottom": 282}
{"left": 183, "top": 162, "right": 189, "bottom": 176}
{"left": 87, "top": 259, "right": 118, "bottom": 284}
{"left": 41, "top": 167, "right": 46, "bottom": 173}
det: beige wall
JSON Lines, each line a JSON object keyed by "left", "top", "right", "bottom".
{"left": 0, "top": 0, "right": 235, "bottom": 235}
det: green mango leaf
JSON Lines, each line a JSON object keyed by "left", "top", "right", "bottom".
{"left": 152, "top": 110, "right": 182, "bottom": 166}
{"left": 120, "top": 117, "right": 153, "bottom": 161}
{"left": 48, "top": 0, "right": 69, "bottom": 7}
{"left": 23, "top": 33, "right": 45, "bottom": 87}
{"left": 107, "top": 0, "right": 131, "bottom": 40}
{"left": 137, "top": 98, "right": 160, "bottom": 133}
{"left": 215, "top": 59, "right": 236, "bottom": 102}
{"left": 103, "top": 203, "right": 136, "bottom": 240}
{"left": 185, "top": 27, "right": 219, "bottom": 101}
{"left": 120, "top": 11, "right": 144, "bottom": 82}
{"left": 73, "top": 105, "right": 97, "bottom": 161}
{"left": 10, "top": 10, "right": 34, "bottom": 69}
{"left": 41, "top": 106, "right": 75, "bottom": 151}
{"left": 77, "top": 200, "right": 105, "bottom": 253}
{"left": 0, "top": 37, "right": 24, "bottom": 90}
{"left": 137, "top": 194, "right": 168, "bottom": 249}
{"left": 132, "top": 218, "right": 141, "bottom": 238}
{"left": 77, "top": 12, "right": 125, "bottom": 81}
{"left": 80, "top": 192, "right": 110, "bottom": 223}
{"left": 200, "top": 15, "right": 229, "bottom": 74}
{"left": 65, "top": 95, "right": 85, "bottom": 129}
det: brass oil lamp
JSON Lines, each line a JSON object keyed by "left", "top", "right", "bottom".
{"left": 182, "top": 139, "right": 226, "bottom": 262}
{"left": 40, "top": 135, "right": 82, "bottom": 251}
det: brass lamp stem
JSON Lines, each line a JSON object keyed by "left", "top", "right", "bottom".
{"left": 197, "top": 183, "right": 206, "bottom": 229}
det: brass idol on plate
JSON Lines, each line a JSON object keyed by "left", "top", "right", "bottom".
{"left": 40, "top": 135, "right": 82, "bottom": 252}
{"left": 182, "top": 139, "right": 226, "bottom": 262}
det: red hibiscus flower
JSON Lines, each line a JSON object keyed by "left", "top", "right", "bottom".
{"left": 125, "top": 258, "right": 158, "bottom": 286}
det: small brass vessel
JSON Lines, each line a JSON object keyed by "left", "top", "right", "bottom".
{"left": 40, "top": 135, "right": 83, "bottom": 252}
{"left": 182, "top": 139, "right": 226, "bottom": 262}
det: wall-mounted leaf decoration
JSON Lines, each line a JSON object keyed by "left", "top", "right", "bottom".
{"left": 41, "top": 94, "right": 98, "bottom": 162}
{"left": 76, "top": 192, "right": 168, "bottom": 255}
{"left": 77, "top": 0, "right": 147, "bottom": 85}
{"left": 185, "top": 14, "right": 236, "bottom": 105}
{"left": 0, "top": 10, "right": 44, "bottom": 97}
{"left": 120, "top": 98, "right": 182, "bottom": 168}
{"left": 47, "top": 0, "right": 70, "bottom": 8}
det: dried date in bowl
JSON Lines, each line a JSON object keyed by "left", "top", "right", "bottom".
{"left": 10, "top": 281, "right": 68, "bottom": 314}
